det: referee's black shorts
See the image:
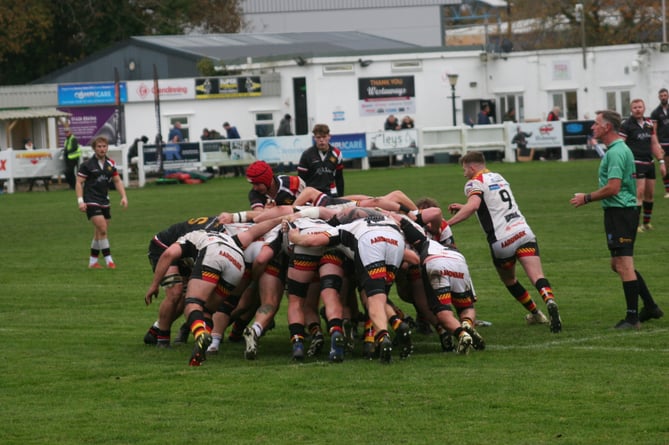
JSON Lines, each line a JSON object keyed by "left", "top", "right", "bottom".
{"left": 604, "top": 207, "right": 637, "bottom": 257}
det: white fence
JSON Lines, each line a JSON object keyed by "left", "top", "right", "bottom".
{"left": 0, "top": 121, "right": 596, "bottom": 193}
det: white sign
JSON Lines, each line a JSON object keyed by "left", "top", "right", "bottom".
{"left": 508, "top": 122, "right": 563, "bottom": 148}
{"left": 126, "top": 79, "right": 195, "bottom": 102}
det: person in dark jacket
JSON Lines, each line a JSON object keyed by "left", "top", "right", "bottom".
{"left": 296, "top": 123, "right": 344, "bottom": 197}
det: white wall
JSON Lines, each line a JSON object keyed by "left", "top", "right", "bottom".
{"left": 119, "top": 44, "right": 669, "bottom": 143}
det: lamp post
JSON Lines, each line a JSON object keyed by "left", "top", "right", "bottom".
{"left": 447, "top": 73, "right": 459, "bottom": 126}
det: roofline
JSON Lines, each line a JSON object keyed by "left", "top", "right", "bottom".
{"left": 30, "top": 37, "right": 204, "bottom": 84}
{"left": 220, "top": 44, "right": 482, "bottom": 66}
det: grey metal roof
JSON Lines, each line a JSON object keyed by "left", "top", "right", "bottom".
{"left": 241, "top": 0, "right": 461, "bottom": 13}
{"left": 241, "top": 0, "right": 505, "bottom": 13}
{"left": 0, "top": 107, "right": 70, "bottom": 121}
{"left": 132, "top": 31, "right": 420, "bottom": 63}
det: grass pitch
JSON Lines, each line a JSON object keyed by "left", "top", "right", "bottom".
{"left": 0, "top": 160, "right": 667, "bottom": 444}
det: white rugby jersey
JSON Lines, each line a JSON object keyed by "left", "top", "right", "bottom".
{"left": 464, "top": 169, "right": 529, "bottom": 244}
{"left": 222, "top": 222, "right": 274, "bottom": 264}
{"left": 288, "top": 217, "right": 340, "bottom": 255}
{"left": 337, "top": 214, "right": 402, "bottom": 258}
{"left": 422, "top": 238, "right": 465, "bottom": 263}
{"left": 177, "top": 230, "right": 243, "bottom": 257}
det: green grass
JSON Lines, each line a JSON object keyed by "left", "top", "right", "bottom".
{"left": 1, "top": 161, "right": 667, "bottom": 445}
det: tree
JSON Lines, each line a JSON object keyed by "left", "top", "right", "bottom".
{"left": 0, "top": 0, "right": 244, "bottom": 85}
{"left": 503, "top": 0, "right": 665, "bottom": 51}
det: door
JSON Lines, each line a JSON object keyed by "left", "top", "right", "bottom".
{"left": 293, "top": 77, "right": 308, "bottom": 135}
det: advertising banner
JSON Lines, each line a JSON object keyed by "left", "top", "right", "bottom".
{"left": 141, "top": 142, "right": 201, "bottom": 171}
{"left": 57, "top": 106, "right": 122, "bottom": 146}
{"left": 9, "top": 149, "right": 64, "bottom": 177}
{"left": 201, "top": 139, "right": 257, "bottom": 166}
{"left": 562, "top": 120, "right": 594, "bottom": 145}
{"left": 507, "top": 122, "right": 564, "bottom": 149}
{"left": 358, "top": 76, "right": 416, "bottom": 116}
{"left": 366, "top": 129, "right": 418, "bottom": 158}
{"left": 126, "top": 79, "right": 194, "bottom": 102}
{"left": 195, "top": 76, "right": 262, "bottom": 99}
{"left": 0, "top": 149, "right": 12, "bottom": 179}
{"left": 58, "top": 83, "right": 127, "bottom": 106}
{"left": 330, "top": 133, "right": 367, "bottom": 159}
{"left": 256, "top": 135, "right": 312, "bottom": 164}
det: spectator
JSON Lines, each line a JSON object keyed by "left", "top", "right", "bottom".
{"left": 200, "top": 128, "right": 211, "bottom": 140}
{"left": 400, "top": 116, "right": 416, "bottom": 166}
{"left": 127, "top": 135, "right": 149, "bottom": 172}
{"left": 223, "top": 122, "right": 241, "bottom": 139}
{"left": 547, "top": 106, "right": 561, "bottom": 121}
{"left": 168, "top": 121, "right": 184, "bottom": 143}
{"left": 477, "top": 104, "right": 491, "bottom": 125}
{"left": 544, "top": 107, "right": 562, "bottom": 159}
{"left": 277, "top": 114, "right": 293, "bottom": 136}
{"left": 503, "top": 108, "right": 517, "bottom": 122}
{"left": 63, "top": 127, "right": 81, "bottom": 190}
{"left": 384, "top": 114, "right": 401, "bottom": 131}
{"left": 221, "top": 122, "right": 242, "bottom": 176}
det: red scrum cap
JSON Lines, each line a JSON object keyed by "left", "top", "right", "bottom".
{"left": 246, "top": 161, "right": 274, "bottom": 188}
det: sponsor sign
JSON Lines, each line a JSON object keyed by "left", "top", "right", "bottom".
{"left": 141, "top": 142, "right": 201, "bottom": 171}
{"left": 358, "top": 76, "right": 416, "bottom": 116}
{"left": 126, "top": 79, "right": 194, "bottom": 102}
{"left": 195, "top": 76, "right": 262, "bottom": 99}
{"left": 256, "top": 135, "right": 312, "bottom": 164}
{"left": 330, "top": 133, "right": 367, "bottom": 159}
{"left": 507, "top": 122, "right": 564, "bottom": 148}
{"left": 58, "top": 83, "right": 127, "bottom": 106}
{"left": 57, "top": 106, "right": 122, "bottom": 146}
{"left": 366, "top": 129, "right": 418, "bottom": 157}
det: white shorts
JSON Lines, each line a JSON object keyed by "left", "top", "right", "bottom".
{"left": 490, "top": 227, "right": 537, "bottom": 260}
{"left": 194, "top": 243, "right": 246, "bottom": 289}
{"left": 356, "top": 229, "right": 405, "bottom": 271}
{"left": 424, "top": 250, "right": 474, "bottom": 295}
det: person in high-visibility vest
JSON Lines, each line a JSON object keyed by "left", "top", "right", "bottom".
{"left": 64, "top": 128, "right": 81, "bottom": 189}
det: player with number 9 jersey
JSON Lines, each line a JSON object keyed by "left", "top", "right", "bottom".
{"left": 463, "top": 169, "right": 536, "bottom": 254}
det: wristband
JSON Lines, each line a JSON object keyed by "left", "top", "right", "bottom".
{"left": 298, "top": 207, "right": 320, "bottom": 219}
{"left": 77, "top": 197, "right": 84, "bottom": 205}
{"left": 659, "top": 160, "right": 665, "bottom": 164}
{"left": 232, "top": 211, "right": 247, "bottom": 223}
{"left": 584, "top": 193, "right": 592, "bottom": 204}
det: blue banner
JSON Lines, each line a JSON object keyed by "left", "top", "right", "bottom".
{"left": 58, "top": 83, "right": 128, "bottom": 106}
{"left": 256, "top": 135, "right": 312, "bottom": 164}
{"left": 330, "top": 133, "right": 367, "bottom": 159}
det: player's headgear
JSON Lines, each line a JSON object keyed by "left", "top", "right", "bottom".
{"left": 246, "top": 160, "right": 273, "bottom": 188}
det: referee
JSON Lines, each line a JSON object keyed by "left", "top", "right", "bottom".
{"left": 570, "top": 110, "right": 663, "bottom": 329}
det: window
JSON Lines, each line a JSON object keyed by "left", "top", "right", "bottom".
{"left": 551, "top": 91, "right": 578, "bottom": 120}
{"left": 254, "top": 112, "right": 275, "bottom": 137}
{"left": 169, "top": 116, "right": 190, "bottom": 141}
{"left": 498, "top": 94, "right": 524, "bottom": 122}
{"left": 606, "top": 90, "right": 631, "bottom": 116}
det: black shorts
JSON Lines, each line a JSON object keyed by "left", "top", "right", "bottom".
{"left": 86, "top": 205, "right": 111, "bottom": 220}
{"left": 604, "top": 207, "right": 637, "bottom": 257}
{"left": 635, "top": 162, "right": 656, "bottom": 180}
